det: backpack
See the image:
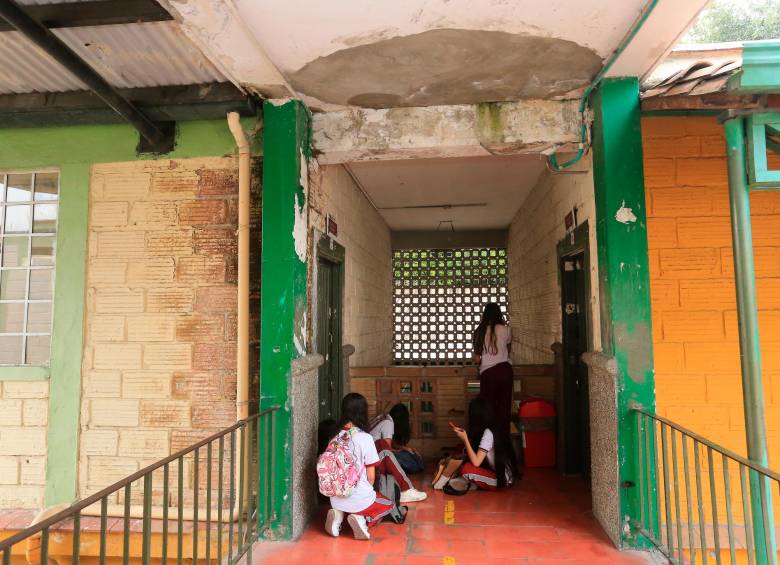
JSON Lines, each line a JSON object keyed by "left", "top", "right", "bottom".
{"left": 316, "top": 428, "right": 361, "bottom": 497}
{"left": 375, "top": 471, "right": 408, "bottom": 524}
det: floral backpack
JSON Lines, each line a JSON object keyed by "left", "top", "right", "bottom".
{"left": 316, "top": 427, "right": 361, "bottom": 497}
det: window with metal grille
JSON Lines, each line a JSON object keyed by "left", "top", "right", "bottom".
{"left": 392, "top": 248, "right": 508, "bottom": 365}
{"left": 0, "top": 171, "right": 58, "bottom": 365}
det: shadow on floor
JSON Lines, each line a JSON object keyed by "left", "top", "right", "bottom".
{"left": 252, "top": 468, "right": 661, "bottom": 564}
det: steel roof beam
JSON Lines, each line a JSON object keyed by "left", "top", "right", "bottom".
{"left": 0, "top": 0, "right": 166, "bottom": 147}
{"left": 0, "top": 0, "right": 172, "bottom": 32}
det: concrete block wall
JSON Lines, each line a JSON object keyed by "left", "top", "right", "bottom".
{"left": 79, "top": 157, "right": 252, "bottom": 501}
{"left": 506, "top": 156, "right": 601, "bottom": 364}
{"left": 0, "top": 381, "right": 49, "bottom": 508}
{"left": 309, "top": 164, "right": 392, "bottom": 367}
{"left": 643, "top": 116, "right": 780, "bottom": 465}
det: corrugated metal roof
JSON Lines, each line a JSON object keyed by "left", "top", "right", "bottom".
{"left": 641, "top": 58, "right": 741, "bottom": 99}
{"left": 0, "top": 21, "right": 225, "bottom": 94}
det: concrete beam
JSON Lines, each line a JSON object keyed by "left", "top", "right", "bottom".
{"left": 312, "top": 100, "right": 580, "bottom": 164}
{"left": 161, "top": 0, "right": 293, "bottom": 99}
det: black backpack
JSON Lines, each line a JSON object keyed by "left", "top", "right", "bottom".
{"left": 375, "top": 471, "right": 408, "bottom": 524}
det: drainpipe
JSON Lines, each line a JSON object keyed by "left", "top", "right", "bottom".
{"left": 227, "top": 111, "right": 250, "bottom": 423}
{"left": 723, "top": 116, "right": 777, "bottom": 564}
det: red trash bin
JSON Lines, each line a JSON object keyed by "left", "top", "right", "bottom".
{"left": 518, "top": 398, "right": 556, "bottom": 467}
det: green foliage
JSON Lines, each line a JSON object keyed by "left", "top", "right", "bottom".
{"left": 686, "top": 0, "right": 780, "bottom": 43}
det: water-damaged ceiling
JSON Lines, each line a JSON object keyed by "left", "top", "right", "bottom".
{"left": 166, "top": 0, "right": 711, "bottom": 109}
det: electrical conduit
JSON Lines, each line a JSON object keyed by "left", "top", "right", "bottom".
{"left": 548, "top": 0, "right": 660, "bottom": 170}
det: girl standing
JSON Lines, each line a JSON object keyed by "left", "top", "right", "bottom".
{"left": 473, "top": 302, "right": 513, "bottom": 441}
{"left": 451, "top": 396, "right": 516, "bottom": 490}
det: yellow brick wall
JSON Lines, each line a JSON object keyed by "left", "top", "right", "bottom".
{"left": 80, "top": 158, "right": 247, "bottom": 502}
{"left": 309, "top": 165, "right": 393, "bottom": 367}
{"left": 643, "top": 116, "right": 780, "bottom": 466}
{"left": 0, "top": 381, "right": 48, "bottom": 508}
{"left": 507, "top": 155, "right": 602, "bottom": 363}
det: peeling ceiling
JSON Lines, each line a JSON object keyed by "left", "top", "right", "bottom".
{"left": 347, "top": 155, "right": 546, "bottom": 231}
{"left": 167, "top": 0, "right": 710, "bottom": 109}
{"left": 239, "top": 0, "right": 640, "bottom": 108}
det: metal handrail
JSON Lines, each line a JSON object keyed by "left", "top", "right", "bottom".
{"left": 0, "top": 406, "right": 280, "bottom": 565}
{"left": 633, "top": 407, "right": 780, "bottom": 482}
{"left": 632, "top": 407, "right": 779, "bottom": 565}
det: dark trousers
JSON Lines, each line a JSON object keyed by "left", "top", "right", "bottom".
{"left": 479, "top": 361, "right": 514, "bottom": 440}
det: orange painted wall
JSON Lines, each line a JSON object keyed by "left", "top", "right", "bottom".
{"left": 643, "top": 116, "right": 780, "bottom": 467}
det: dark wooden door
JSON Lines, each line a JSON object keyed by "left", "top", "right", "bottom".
{"left": 317, "top": 257, "right": 343, "bottom": 421}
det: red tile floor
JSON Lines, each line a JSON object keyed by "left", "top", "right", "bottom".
{"left": 252, "top": 469, "right": 662, "bottom": 564}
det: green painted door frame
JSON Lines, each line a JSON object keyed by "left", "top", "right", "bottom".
{"left": 260, "top": 99, "right": 310, "bottom": 539}
{"left": 591, "top": 77, "right": 657, "bottom": 548}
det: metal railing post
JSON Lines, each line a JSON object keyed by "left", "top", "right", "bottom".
{"left": 724, "top": 115, "right": 778, "bottom": 564}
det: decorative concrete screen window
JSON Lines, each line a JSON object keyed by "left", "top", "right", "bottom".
{"left": 393, "top": 248, "right": 508, "bottom": 365}
{"left": 0, "top": 171, "right": 58, "bottom": 365}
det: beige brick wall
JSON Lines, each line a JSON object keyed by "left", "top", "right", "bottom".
{"left": 80, "top": 158, "right": 250, "bottom": 500}
{"left": 0, "top": 381, "right": 49, "bottom": 508}
{"left": 507, "top": 157, "right": 601, "bottom": 363}
{"left": 309, "top": 165, "right": 393, "bottom": 367}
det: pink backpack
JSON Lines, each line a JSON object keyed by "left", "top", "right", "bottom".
{"left": 317, "top": 428, "right": 361, "bottom": 497}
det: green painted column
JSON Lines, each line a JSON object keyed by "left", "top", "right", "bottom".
{"left": 591, "top": 77, "right": 656, "bottom": 548}
{"left": 44, "top": 163, "right": 90, "bottom": 505}
{"left": 260, "top": 99, "right": 310, "bottom": 538}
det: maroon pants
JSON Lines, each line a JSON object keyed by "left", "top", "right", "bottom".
{"left": 479, "top": 361, "right": 513, "bottom": 439}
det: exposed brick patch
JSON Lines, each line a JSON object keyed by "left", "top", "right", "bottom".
{"left": 193, "top": 342, "right": 236, "bottom": 371}
{"left": 175, "top": 256, "right": 226, "bottom": 285}
{"left": 175, "top": 315, "right": 226, "bottom": 342}
{"left": 195, "top": 286, "right": 236, "bottom": 313}
{"left": 191, "top": 400, "right": 235, "bottom": 429}
{"left": 178, "top": 200, "right": 228, "bottom": 226}
{"left": 196, "top": 168, "right": 238, "bottom": 196}
{"left": 193, "top": 228, "right": 237, "bottom": 256}
{"left": 77, "top": 157, "right": 258, "bottom": 507}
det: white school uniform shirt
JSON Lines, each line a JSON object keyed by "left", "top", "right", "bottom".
{"left": 369, "top": 414, "right": 394, "bottom": 441}
{"left": 479, "top": 324, "right": 512, "bottom": 373}
{"left": 478, "top": 428, "right": 513, "bottom": 483}
{"left": 329, "top": 428, "right": 380, "bottom": 513}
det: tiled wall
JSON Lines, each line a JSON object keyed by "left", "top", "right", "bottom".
{"left": 0, "top": 381, "right": 48, "bottom": 508}
{"left": 79, "top": 157, "right": 258, "bottom": 500}
{"left": 309, "top": 164, "right": 392, "bottom": 367}
{"left": 506, "top": 156, "right": 601, "bottom": 363}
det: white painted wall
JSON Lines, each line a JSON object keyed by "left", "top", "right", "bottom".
{"left": 507, "top": 156, "right": 601, "bottom": 363}
{"left": 309, "top": 165, "right": 393, "bottom": 367}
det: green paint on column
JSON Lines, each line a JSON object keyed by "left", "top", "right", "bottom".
{"left": 44, "top": 163, "right": 90, "bottom": 505}
{"left": 591, "top": 78, "right": 656, "bottom": 548}
{"left": 260, "top": 99, "right": 310, "bottom": 539}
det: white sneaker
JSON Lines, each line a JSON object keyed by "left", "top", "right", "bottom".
{"left": 400, "top": 488, "right": 428, "bottom": 503}
{"left": 347, "top": 514, "right": 371, "bottom": 540}
{"left": 325, "top": 508, "right": 343, "bottom": 537}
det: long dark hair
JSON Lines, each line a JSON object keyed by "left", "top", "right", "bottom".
{"left": 467, "top": 396, "right": 513, "bottom": 488}
{"left": 339, "top": 393, "right": 369, "bottom": 431}
{"left": 473, "top": 302, "right": 506, "bottom": 356}
{"left": 389, "top": 403, "right": 411, "bottom": 446}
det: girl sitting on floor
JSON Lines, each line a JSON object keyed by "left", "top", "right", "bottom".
{"left": 369, "top": 403, "right": 425, "bottom": 475}
{"left": 450, "top": 396, "right": 516, "bottom": 490}
{"left": 324, "top": 393, "right": 393, "bottom": 540}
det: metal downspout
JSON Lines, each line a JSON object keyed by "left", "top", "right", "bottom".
{"left": 724, "top": 116, "right": 778, "bottom": 564}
